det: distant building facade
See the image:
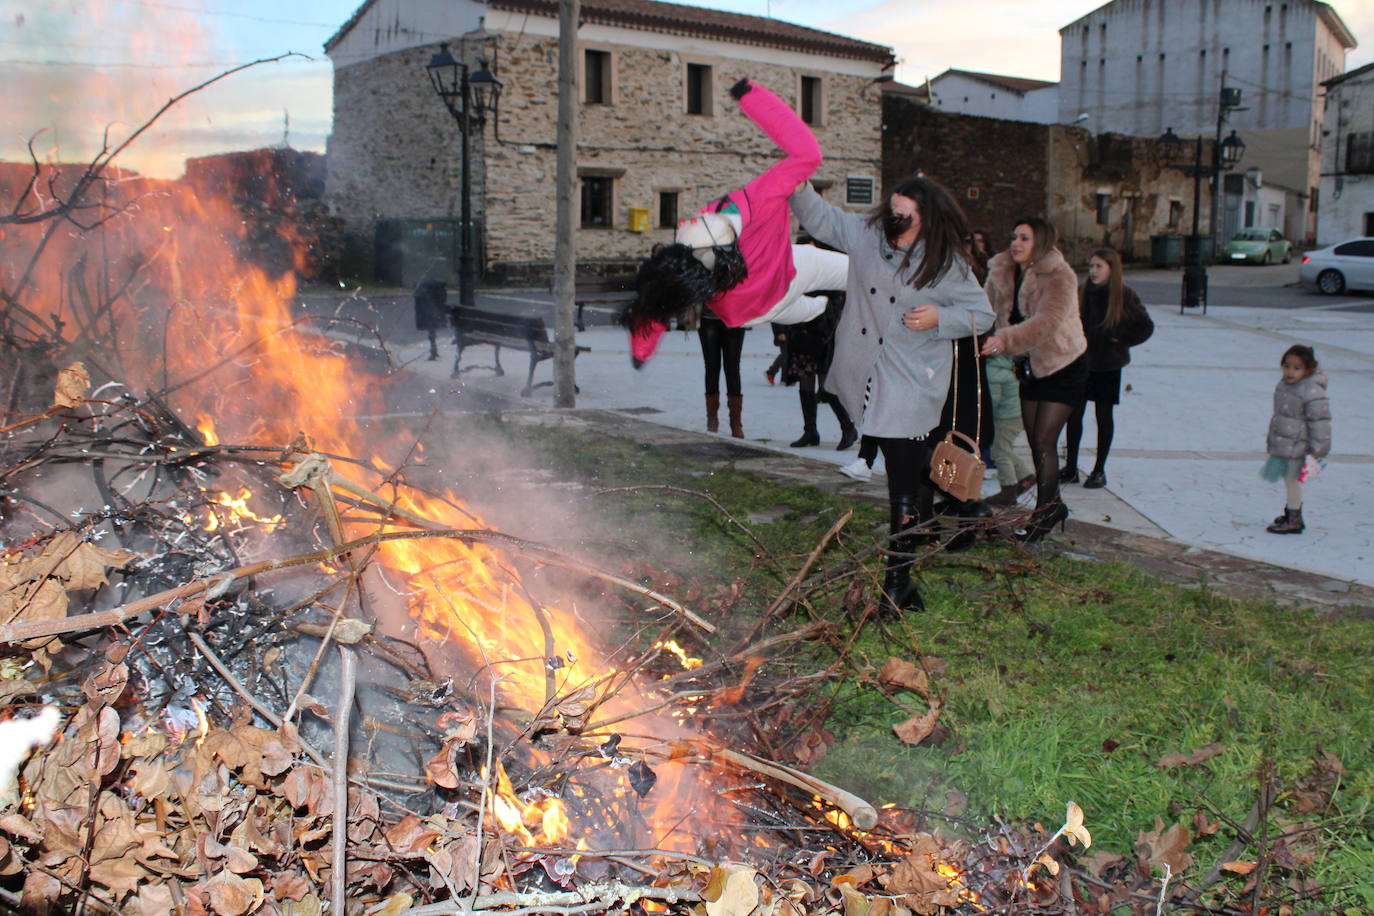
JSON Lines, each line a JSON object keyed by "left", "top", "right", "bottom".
{"left": 883, "top": 87, "right": 1210, "bottom": 264}
{"left": 928, "top": 69, "right": 1059, "bottom": 124}
{"left": 1058, "top": 0, "right": 1356, "bottom": 244}
{"left": 324, "top": 0, "right": 892, "bottom": 284}
{"left": 1317, "top": 62, "right": 1374, "bottom": 244}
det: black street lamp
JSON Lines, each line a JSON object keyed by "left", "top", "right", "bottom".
{"left": 1156, "top": 89, "right": 1245, "bottom": 315}
{"left": 425, "top": 42, "right": 503, "bottom": 307}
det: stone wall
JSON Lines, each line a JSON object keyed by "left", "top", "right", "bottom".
{"left": 326, "top": 43, "right": 486, "bottom": 280}
{"left": 486, "top": 36, "right": 880, "bottom": 278}
{"left": 882, "top": 96, "right": 1212, "bottom": 263}
{"left": 326, "top": 33, "right": 882, "bottom": 283}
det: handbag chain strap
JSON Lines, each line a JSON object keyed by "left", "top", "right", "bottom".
{"left": 948, "top": 315, "right": 983, "bottom": 450}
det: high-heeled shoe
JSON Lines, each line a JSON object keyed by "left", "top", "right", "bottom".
{"left": 1013, "top": 502, "right": 1069, "bottom": 544}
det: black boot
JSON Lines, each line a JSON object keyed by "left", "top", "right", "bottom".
{"left": 878, "top": 496, "right": 926, "bottom": 616}
{"left": 790, "top": 389, "right": 820, "bottom": 447}
{"left": 820, "top": 390, "right": 858, "bottom": 450}
{"left": 946, "top": 499, "right": 993, "bottom": 551}
{"left": 1266, "top": 506, "right": 1305, "bottom": 534}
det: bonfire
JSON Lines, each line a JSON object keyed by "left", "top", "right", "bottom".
{"left": 0, "top": 64, "right": 1121, "bottom": 916}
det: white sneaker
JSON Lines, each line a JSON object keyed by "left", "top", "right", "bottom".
{"left": 839, "top": 458, "right": 873, "bottom": 481}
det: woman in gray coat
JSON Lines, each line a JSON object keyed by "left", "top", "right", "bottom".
{"left": 792, "top": 175, "right": 995, "bottom": 615}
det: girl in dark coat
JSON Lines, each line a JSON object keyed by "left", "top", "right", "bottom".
{"left": 1062, "top": 247, "right": 1154, "bottom": 489}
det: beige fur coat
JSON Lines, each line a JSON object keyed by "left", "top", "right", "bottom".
{"left": 985, "top": 249, "right": 1086, "bottom": 378}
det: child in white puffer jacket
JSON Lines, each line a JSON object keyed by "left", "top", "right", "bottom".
{"left": 1261, "top": 344, "right": 1332, "bottom": 534}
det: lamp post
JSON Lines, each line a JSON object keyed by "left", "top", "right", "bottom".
{"left": 1156, "top": 86, "right": 1245, "bottom": 315}
{"left": 425, "top": 43, "right": 502, "bottom": 308}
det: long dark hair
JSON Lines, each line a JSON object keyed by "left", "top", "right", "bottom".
{"left": 618, "top": 242, "right": 748, "bottom": 330}
{"left": 1088, "top": 247, "right": 1126, "bottom": 329}
{"left": 867, "top": 175, "right": 974, "bottom": 290}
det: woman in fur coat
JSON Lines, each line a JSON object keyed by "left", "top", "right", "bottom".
{"left": 980, "top": 218, "right": 1086, "bottom": 541}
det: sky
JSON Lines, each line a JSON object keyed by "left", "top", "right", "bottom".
{"left": 2, "top": 0, "right": 1373, "bottom": 178}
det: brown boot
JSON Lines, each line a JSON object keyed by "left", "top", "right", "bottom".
{"left": 727, "top": 395, "right": 745, "bottom": 439}
{"left": 705, "top": 394, "right": 720, "bottom": 433}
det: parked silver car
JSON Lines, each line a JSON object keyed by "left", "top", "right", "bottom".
{"left": 1300, "top": 237, "right": 1374, "bottom": 294}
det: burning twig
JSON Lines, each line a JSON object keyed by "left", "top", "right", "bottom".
{"left": 709, "top": 745, "right": 878, "bottom": 831}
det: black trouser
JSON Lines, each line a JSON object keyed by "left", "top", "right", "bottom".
{"left": 873, "top": 436, "right": 936, "bottom": 524}
{"left": 698, "top": 318, "right": 746, "bottom": 397}
{"left": 1065, "top": 397, "right": 1116, "bottom": 474}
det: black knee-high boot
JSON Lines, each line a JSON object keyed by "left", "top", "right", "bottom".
{"left": 879, "top": 495, "right": 926, "bottom": 616}
{"left": 791, "top": 390, "right": 820, "bottom": 447}
{"left": 819, "top": 390, "right": 857, "bottom": 450}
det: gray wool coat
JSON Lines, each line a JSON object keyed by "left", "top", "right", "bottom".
{"left": 790, "top": 186, "right": 995, "bottom": 439}
{"left": 1266, "top": 370, "right": 1332, "bottom": 460}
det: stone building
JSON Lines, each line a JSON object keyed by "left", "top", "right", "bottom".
{"left": 883, "top": 88, "right": 1210, "bottom": 264}
{"left": 323, "top": 0, "right": 893, "bottom": 284}
{"left": 1057, "top": 0, "right": 1356, "bottom": 244}
{"left": 1317, "top": 62, "right": 1374, "bottom": 244}
{"left": 927, "top": 69, "right": 1060, "bottom": 124}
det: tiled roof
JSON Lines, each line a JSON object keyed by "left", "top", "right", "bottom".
{"left": 325, "top": 0, "right": 892, "bottom": 63}
{"left": 933, "top": 68, "right": 1058, "bottom": 94}
{"left": 882, "top": 80, "right": 930, "bottom": 99}
{"left": 1323, "top": 61, "right": 1374, "bottom": 88}
{"left": 491, "top": 0, "right": 892, "bottom": 63}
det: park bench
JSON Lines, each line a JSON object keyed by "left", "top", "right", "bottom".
{"left": 547, "top": 275, "right": 636, "bottom": 331}
{"left": 451, "top": 306, "right": 588, "bottom": 396}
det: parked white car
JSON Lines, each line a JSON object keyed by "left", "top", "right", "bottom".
{"left": 1300, "top": 237, "right": 1374, "bottom": 294}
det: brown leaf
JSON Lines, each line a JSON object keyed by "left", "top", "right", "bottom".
{"left": 59, "top": 540, "right": 137, "bottom": 591}
{"left": 1221, "top": 860, "right": 1258, "bottom": 875}
{"left": 554, "top": 683, "right": 599, "bottom": 729}
{"left": 1134, "top": 817, "right": 1193, "bottom": 875}
{"left": 372, "top": 894, "right": 415, "bottom": 916}
{"left": 122, "top": 731, "right": 168, "bottom": 759}
{"left": 383, "top": 815, "right": 441, "bottom": 856}
{"left": 878, "top": 658, "right": 929, "bottom": 696}
{"left": 83, "top": 660, "right": 130, "bottom": 708}
{"left": 1289, "top": 750, "right": 1345, "bottom": 813}
{"left": 1193, "top": 810, "right": 1220, "bottom": 837}
{"left": 128, "top": 882, "right": 177, "bottom": 916}
{"left": 0, "top": 814, "right": 43, "bottom": 842}
{"left": 879, "top": 849, "right": 947, "bottom": 895}
{"left": 268, "top": 870, "right": 313, "bottom": 901}
{"left": 892, "top": 703, "right": 941, "bottom": 747}
{"left": 704, "top": 865, "right": 759, "bottom": 916}
{"left": 424, "top": 743, "right": 462, "bottom": 790}
{"left": 1157, "top": 742, "right": 1225, "bottom": 769}
{"left": 52, "top": 362, "right": 90, "bottom": 409}
{"left": 85, "top": 706, "right": 122, "bottom": 778}
{"left": 205, "top": 872, "right": 265, "bottom": 916}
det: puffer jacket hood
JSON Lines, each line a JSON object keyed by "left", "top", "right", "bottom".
{"left": 1266, "top": 370, "right": 1332, "bottom": 460}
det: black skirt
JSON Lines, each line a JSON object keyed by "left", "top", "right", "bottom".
{"left": 1085, "top": 368, "right": 1122, "bottom": 405}
{"left": 1020, "top": 353, "right": 1088, "bottom": 405}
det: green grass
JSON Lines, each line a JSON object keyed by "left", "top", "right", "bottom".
{"left": 461, "top": 415, "right": 1374, "bottom": 907}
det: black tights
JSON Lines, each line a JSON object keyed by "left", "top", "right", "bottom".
{"left": 1064, "top": 398, "right": 1116, "bottom": 474}
{"left": 1021, "top": 398, "right": 1073, "bottom": 508}
{"left": 875, "top": 436, "right": 935, "bottom": 525}
{"left": 698, "top": 319, "right": 746, "bottom": 397}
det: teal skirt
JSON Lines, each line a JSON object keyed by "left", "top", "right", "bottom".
{"left": 1260, "top": 456, "right": 1303, "bottom": 482}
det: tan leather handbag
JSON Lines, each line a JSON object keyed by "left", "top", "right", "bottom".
{"left": 930, "top": 327, "right": 986, "bottom": 502}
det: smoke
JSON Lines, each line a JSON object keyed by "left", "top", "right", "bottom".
{"left": 0, "top": 1, "right": 328, "bottom": 178}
